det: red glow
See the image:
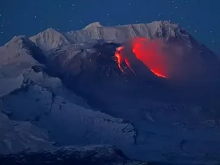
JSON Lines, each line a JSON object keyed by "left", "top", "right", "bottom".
{"left": 114, "top": 37, "right": 168, "bottom": 78}
{"left": 151, "top": 69, "right": 167, "bottom": 78}
{"left": 125, "top": 58, "right": 135, "bottom": 73}
{"left": 115, "top": 46, "right": 124, "bottom": 72}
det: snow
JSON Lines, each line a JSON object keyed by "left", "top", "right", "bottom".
{"left": 0, "top": 108, "right": 53, "bottom": 154}
{"left": 0, "top": 69, "right": 136, "bottom": 147}
{"left": 1, "top": 83, "right": 135, "bottom": 146}
{"left": 0, "top": 74, "right": 23, "bottom": 97}
{"left": 30, "top": 28, "right": 69, "bottom": 51}
{"left": 29, "top": 21, "right": 184, "bottom": 51}
{"left": 83, "top": 22, "right": 103, "bottom": 30}
{"left": 63, "top": 21, "right": 181, "bottom": 44}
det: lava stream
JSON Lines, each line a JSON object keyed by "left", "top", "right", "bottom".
{"left": 150, "top": 70, "right": 167, "bottom": 78}
{"left": 115, "top": 46, "right": 124, "bottom": 72}
{"left": 125, "top": 58, "right": 135, "bottom": 73}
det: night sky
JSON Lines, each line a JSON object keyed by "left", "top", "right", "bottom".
{"left": 0, "top": 0, "right": 219, "bottom": 54}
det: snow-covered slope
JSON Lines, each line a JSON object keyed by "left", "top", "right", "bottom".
{"left": 0, "top": 73, "right": 136, "bottom": 146}
{"left": 30, "top": 20, "right": 216, "bottom": 57}
{"left": 0, "top": 36, "right": 44, "bottom": 97}
{"left": 65, "top": 21, "right": 180, "bottom": 43}
{"left": 0, "top": 107, "right": 53, "bottom": 154}
{"left": 0, "top": 33, "right": 136, "bottom": 155}
{"left": 63, "top": 21, "right": 216, "bottom": 57}
{"left": 0, "top": 65, "right": 136, "bottom": 148}
{"left": 30, "top": 28, "right": 69, "bottom": 51}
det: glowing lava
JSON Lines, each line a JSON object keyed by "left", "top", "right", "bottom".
{"left": 115, "top": 46, "right": 124, "bottom": 72}
{"left": 115, "top": 46, "right": 135, "bottom": 73}
{"left": 150, "top": 69, "right": 167, "bottom": 78}
{"left": 125, "top": 58, "right": 135, "bottom": 73}
{"left": 114, "top": 37, "right": 168, "bottom": 78}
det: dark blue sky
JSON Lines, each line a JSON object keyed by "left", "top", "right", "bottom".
{"left": 0, "top": 0, "right": 219, "bottom": 53}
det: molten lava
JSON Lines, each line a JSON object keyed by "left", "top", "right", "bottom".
{"left": 150, "top": 70, "right": 167, "bottom": 78}
{"left": 125, "top": 58, "right": 135, "bottom": 73}
{"left": 115, "top": 46, "right": 124, "bottom": 72}
{"left": 114, "top": 37, "right": 168, "bottom": 78}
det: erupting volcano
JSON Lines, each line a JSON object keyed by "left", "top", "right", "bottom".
{"left": 115, "top": 37, "right": 168, "bottom": 78}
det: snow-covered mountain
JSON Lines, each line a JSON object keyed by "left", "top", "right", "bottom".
{"left": 1, "top": 21, "right": 220, "bottom": 165}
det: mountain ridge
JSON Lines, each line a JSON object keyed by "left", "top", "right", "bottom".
{"left": 27, "top": 21, "right": 186, "bottom": 50}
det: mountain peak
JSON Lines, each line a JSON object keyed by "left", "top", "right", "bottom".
{"left": 29, "top": 28, "right": 69, "bottom": 51}
{"left": 83, "top": 22, "right": 103, "bottom": 30}
{"left": 4, "top": 35, "right": 36, "bottom": 49}
{"left": 45, "top": 28, "right": 58, "bottom": 33}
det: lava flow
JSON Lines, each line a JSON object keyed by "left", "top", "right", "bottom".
{"left": 150, "top": 69, "right": 167, "bottom": 78}
{"left": 115, "top": 46, "right": 124, "bottom": 72}
{"left": 115, "top": 37, "right": 168, "bottom": 78}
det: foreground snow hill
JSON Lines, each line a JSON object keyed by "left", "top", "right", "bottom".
{"left": 0, "top": 21, "right": 220, "bottom": 165}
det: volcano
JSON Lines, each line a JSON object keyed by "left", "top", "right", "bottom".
{"left": 1, "top": 21, "right": 220, "bottom": 165}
